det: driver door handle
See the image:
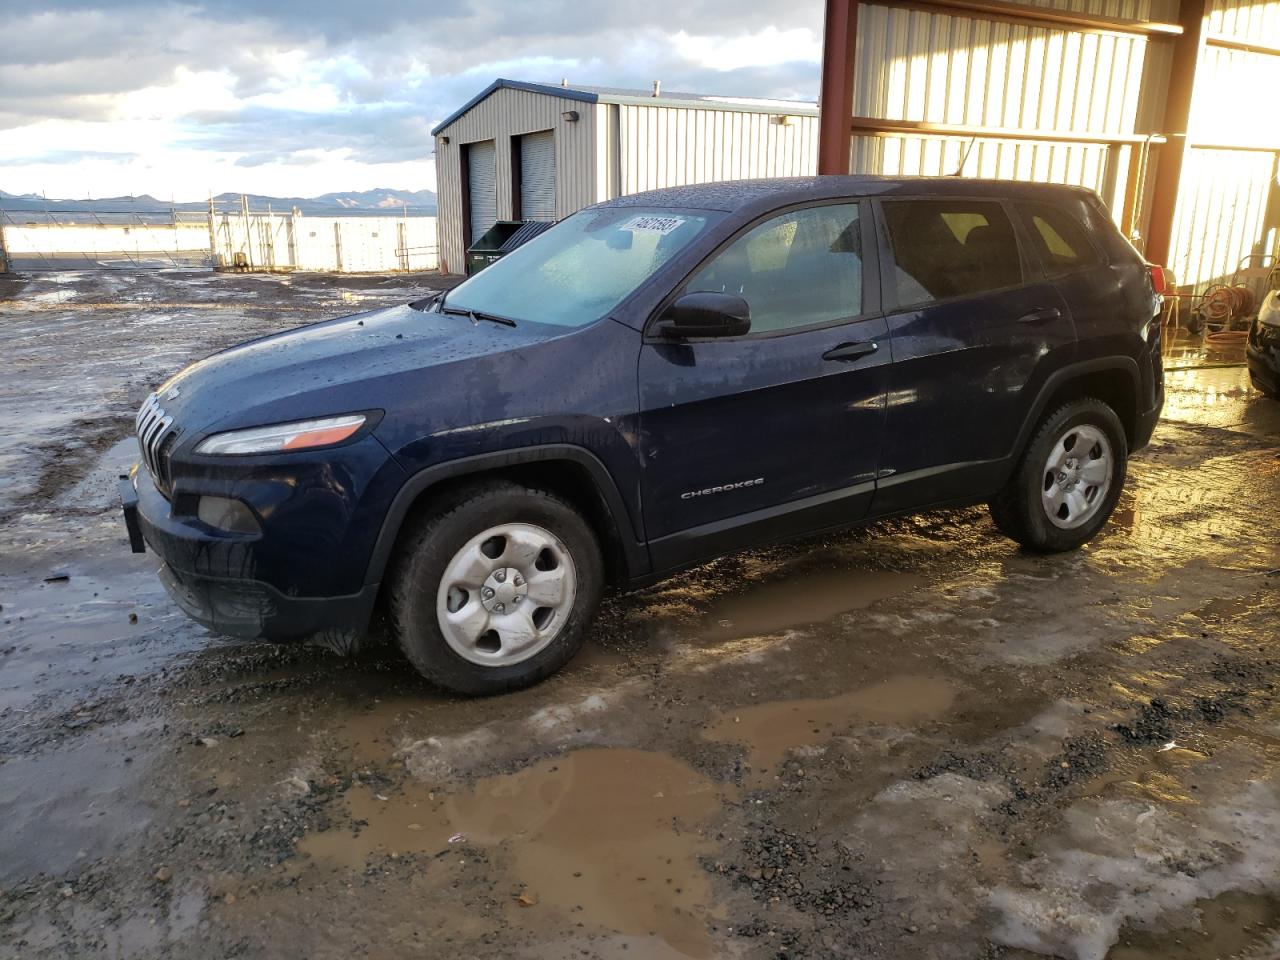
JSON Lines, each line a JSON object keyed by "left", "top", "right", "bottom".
{"left": 1017, "top": 307, "right": 1062, "bottom": 325}
{"left": 822, "top": 340, "right": 879, "bottom": 362}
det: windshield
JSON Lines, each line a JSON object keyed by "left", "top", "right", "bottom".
{"left": 444, "top": 206, "right": 723, "bottom": 327}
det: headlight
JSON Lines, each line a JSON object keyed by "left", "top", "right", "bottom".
{"left": 195, "top": 414, "right": 367, "bottom": 455}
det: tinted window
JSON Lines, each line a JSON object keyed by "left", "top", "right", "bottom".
{"left": 1017, "top": 203, "right": 1101, "bottom": 275}
{"left": 447, "top": 206, "right": 723, "bottom": 328}
{"left": 882, "top": 200, "right": 1023, "bottom": 305}
{"left": 686, "top": 203, "right": 863, "bottom": 333}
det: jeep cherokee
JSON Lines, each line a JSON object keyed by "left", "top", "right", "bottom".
{"left": 120, "top": 176, "right": 1165, "bottom": 694}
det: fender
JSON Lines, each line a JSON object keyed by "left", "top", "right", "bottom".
{"left": 1010, "top": 356, "right": 1142, "bottom": 459}
{"left": 363, "top": 443, "right": 649, "bottom": 586}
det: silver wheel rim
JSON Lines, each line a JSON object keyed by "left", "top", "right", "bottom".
{"left": 435, "top": 522, "right": 578, "bottom": 667}
{"left": 1041, "top": 424, "right": 1114, "bottom": 530}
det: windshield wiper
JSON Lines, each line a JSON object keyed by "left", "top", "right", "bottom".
{"left": 439, "top": 304, "right": 517, "bottom": 327}
{"left": 408, "top": 290, "right": 445, "bottom": 312}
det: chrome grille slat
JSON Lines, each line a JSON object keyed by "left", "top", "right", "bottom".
{"left": 135, "top": 393, "right": 176, "bottom": 495}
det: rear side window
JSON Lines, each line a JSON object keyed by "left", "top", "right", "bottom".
{"left": 881, "top": 200, "right": 1023, "bottom": 306}
{"left": 1016, "top": 202, "right": 1102, "bottom": 276}
{"left": 686, "top": 203, "right": 863, "bottom": 333}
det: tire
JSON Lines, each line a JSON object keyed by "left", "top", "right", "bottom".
{"left": 388, "top": 480, "right": 604, "bottom": 695}
{"left": 989, "top": 398, "right": 1128, "bottom": 553}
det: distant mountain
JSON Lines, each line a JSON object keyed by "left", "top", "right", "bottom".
{"left": 210, "top": 188, "right": 437, "bottom": 215}
{"left": 0, "top": 188, "right": 437, "bottom": 216}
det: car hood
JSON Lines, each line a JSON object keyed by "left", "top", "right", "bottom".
{"left": 153, "top": 303, "right": 566, "bottom": 438}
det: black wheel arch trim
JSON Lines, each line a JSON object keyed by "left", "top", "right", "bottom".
{"left": 364, "top": 444, "right": 648, "bottom": 587}
{"left": 1013, "top": 356, "right": 1143, "bottom": 460}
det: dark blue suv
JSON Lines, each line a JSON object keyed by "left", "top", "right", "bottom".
{"left": 121, "top": 176, "right": 1165, "bottom": 694}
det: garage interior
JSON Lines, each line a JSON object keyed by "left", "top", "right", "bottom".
{"left": 819, "top": 0, "right": 1280, "bottom": 314}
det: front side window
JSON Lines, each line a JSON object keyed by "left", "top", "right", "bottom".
{"left": 882, "top": 199, "right": 1023, "bottom": 306}
{"left": 1016, "top": 202, "right": 1102, "bottom": 276}
{"left": 685, "top": 203, "right": 863, "bottom": 334}
{"left": 446, "top": 206, "right": 722, "bottom": 328}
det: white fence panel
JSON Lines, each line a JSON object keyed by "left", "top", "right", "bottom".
{"left": 212, "top": 214, "right": 438, "bottom": 273}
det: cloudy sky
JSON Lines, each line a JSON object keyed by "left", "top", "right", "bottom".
{"left": 0, "top": 1, "right": 823, "bottom": 201}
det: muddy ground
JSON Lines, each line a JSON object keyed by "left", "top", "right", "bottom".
{"left": 1, "top": 270, "right": 1278, "bottom": 960}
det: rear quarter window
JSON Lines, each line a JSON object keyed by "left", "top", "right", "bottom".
{"left": 881, "top": 199, "right": 1023, "bottom": 307}
{"left": 1015, "top": 202, "right": 1103, "bottom": 276}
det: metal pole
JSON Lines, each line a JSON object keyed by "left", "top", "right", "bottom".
{"left": 817, "top": 0, "right": 858, "bottom": 175}
{"left": 266, "top": 201, "right": 276, "bottom": 270}
{"left": 241, "top": 194, "right": 253, "bottom": 269}
{"left": 207, "top": 196, "right": 218, "bottom": 269}
{"left": 0, "top": 210, "right": 8, "bottom": 274}
{"left": 1144, "top": 0, "right": 1209, "bottom": 270}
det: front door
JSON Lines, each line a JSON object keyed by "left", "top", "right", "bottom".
{"left": 638, "top": 201, "right": 890, "bottom": 572}
{"left": 872, "top": 196, "right": 1077, "bottom": 513}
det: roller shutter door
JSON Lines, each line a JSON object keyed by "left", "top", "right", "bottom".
{"left": 467, "top": 140, "right": 497, "bottom": 241}
{"left": 519, "top": 131, "right": 556, "bottom": 222}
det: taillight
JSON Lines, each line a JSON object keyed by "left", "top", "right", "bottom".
{"left": 1148, "top": 264, "right": 1169, "bottom": 296}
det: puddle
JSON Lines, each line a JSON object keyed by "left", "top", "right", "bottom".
{"left": 700, "top": 568, "right": 923, "bottom": 641}
{"left": 1107, "top": 890, "right": 1280, "bottom": 959}
{"left": 300, "top": 748, "right": 727, "bottom": 958}
{"left": 704, "top": 674, "right": 956, "bottom": 784}
{"left": 0, "top": 720, "right": 156, "bottom": 882}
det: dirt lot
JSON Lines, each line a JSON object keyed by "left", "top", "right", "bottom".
{"left": 1, "top": 270, "right": 1278, "bottom": 960}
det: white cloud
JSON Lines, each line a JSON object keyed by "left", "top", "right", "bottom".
{"left": 0, "top": 1, "right": 823, "bottom": 200}
{"left": 673, "top": 25, "right": 821, "bottom": 72}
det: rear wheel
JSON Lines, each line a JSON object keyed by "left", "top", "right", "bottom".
{"left": 389, "top": 481, "right": 603, "bottom": 695}
{"left": 989, "top": 398, "right": 1128, "bottom": 552}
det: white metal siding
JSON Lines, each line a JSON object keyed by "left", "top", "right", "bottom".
{"left": 467, "top": 139, "right": 498, "bottom": 243}
{"left": 849, "top": 2, "right": 1165, "bottom": 217}
{"left": 520, "top": 130, "right": 556, "bottom": 221}
{"left": 616, "top": 105, "right": 818, "bottom": 194}
{"left": 434, "top": 87, "right": 598, "bottom": 273}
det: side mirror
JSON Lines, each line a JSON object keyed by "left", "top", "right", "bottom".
{"left": 653, "top": 291, "right": 751, "bottom": 339}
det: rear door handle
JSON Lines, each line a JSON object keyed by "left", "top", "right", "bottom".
{"left": 822, "top": 340, "right": 879, "bottom": 362}
{"left": 1018, "top": 307, "right": 1063, "bottom": 325}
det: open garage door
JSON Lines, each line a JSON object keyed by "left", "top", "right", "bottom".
{"left": 467, "top": 140, "right": 497, "bottom": 242}
{"left": 519, "top": 131, "right": 556, "bottom": 222}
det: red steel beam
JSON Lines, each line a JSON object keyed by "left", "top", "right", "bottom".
{"left": 892, "top": 0, "right": 1182, "bottom": 38}
{"left": 818, "top": 0, "right": 858, "bottom": 175}
{"left": 1144, "top": 0, "right": 1209, "bottom": 268}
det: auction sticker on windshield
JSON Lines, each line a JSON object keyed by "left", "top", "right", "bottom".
{"left": 622, "top": 215, "right": 686, "bottom": 235}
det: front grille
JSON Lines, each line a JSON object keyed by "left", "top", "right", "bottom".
{"left": 136, "top": 393, "right": 175, "bottom": 494}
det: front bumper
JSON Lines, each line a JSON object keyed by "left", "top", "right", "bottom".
{"left": 121, "top": 468, "right": 380, "bottom": 641}
{"left": 156, "top": 562, "right": 379, "bottom": 641}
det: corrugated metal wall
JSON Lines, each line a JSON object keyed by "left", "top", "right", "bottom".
{"left": 614, "top": 105, "right": 818, "bottom": 194}
{"left": 434, "top": 87, "right": 597, "bottom": 273}
{"left": 848, "top": 1, "right": 1174, "bottom": 217}
{"left": 1167, "top": 0, "right": 1280, "bottom": 288}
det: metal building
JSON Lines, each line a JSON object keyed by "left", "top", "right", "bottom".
{"left": 817, "top": 0, "right": 1280, "bottom": 294}
{"left": 431, "top": 80, "right": 820, "bottom": 274}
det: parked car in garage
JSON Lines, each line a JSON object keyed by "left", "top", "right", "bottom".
{"left": 1247, "top": 278, "right": 1280, "bottom": 399}
{"left": 121, "top": 176, "right": 1165, "bottom": 694}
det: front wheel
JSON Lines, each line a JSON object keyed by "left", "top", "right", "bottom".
{"left": 388, "top": 480, "right": 603, "bottom": 695}
{"left": 989, "top": 398, "right": 1128, "bottom": 552}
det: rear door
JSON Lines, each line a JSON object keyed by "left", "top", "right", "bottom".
{"left": 873, "top": 196, "right": 1076, "bottom": 513}
{"left": 638, "top": 201, "right": 891, "bottom": 571}
{"left": 466, "top": 140, "right": 497, "bottom": 242}
{"left": 519, "top": 131, "right": 556, "bottom": 222}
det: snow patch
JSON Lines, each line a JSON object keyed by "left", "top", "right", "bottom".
{"left": 989, "top": 778, "right": 1280, "bottom": 960}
